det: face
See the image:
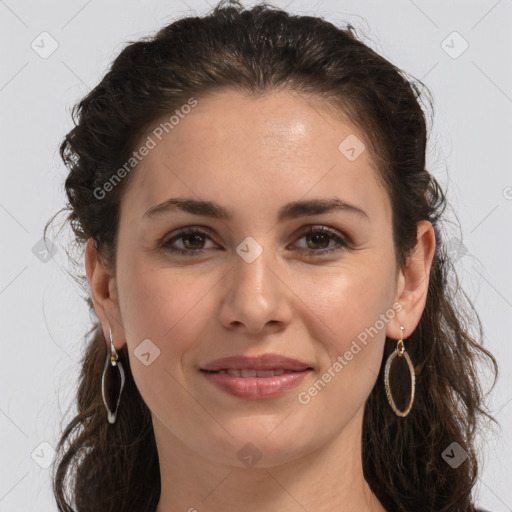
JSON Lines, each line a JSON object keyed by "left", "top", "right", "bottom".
{"left": 110, "top": 89, "right": 402, "bottom": 468}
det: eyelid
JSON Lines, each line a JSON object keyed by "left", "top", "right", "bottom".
{"left": 160, "top": 225, "right": 218, "bottom": 249}
{"left": 159, "top": 224, "right": 350, "bottom": 256}
{"left": 292, "top": 224, "right": 349, "bottom": 242}
{"left": 290, "top": 225, "right": 349, "bottom": 253}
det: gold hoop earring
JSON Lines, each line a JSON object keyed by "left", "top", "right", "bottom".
{"left": 384, "top": 325, "right": 415, "bottom": 417}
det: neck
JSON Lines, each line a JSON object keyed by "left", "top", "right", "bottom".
{"left": 154, "top": 406, "right": 386, "bottom": 512}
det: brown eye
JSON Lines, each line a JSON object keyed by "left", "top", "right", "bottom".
{"left": 160, "top": 228, "right": 216, "bottom": 255}
{"left": 305, "top": 232, "right": 331, "bottom": 250}
{"left": 181, "top": 233, "right": 206, "bottom": 250}
{"left": 159, "top": 225, "right": 348, "bottom": 257}
{"left": 293, "top": 226, "right": 348, "bottom": 256}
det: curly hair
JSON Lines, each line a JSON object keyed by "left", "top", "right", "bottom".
{"left": 48, "top": 1, "right": 498, "bottom": 511}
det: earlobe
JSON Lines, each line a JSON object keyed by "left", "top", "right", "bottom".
{"left": 387, "top": 220, "right": 436, "bottom": 339}
{"left": 85, "top": 238, "right": 124, "bottom": 347}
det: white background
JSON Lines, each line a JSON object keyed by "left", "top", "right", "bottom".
{"left": 0, "top": 0, "right": 511, "bottom": 510}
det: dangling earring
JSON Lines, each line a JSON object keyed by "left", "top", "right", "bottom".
{"left": 101, "top": 328, "right": 126, "bottom": 424}
{"left": 384, "top": 325, "right": 415, "bottom": 417}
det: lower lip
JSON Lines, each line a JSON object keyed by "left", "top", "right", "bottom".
{"left": 201, "top": 370, "right": 312, "bottom": 399}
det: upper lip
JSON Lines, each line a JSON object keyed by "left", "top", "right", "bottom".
{"left": 201, "top": 353, "right": 313, "bottom": 372}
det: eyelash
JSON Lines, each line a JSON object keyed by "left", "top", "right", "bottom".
{"left": 159, "top": 225, "right": 349, "bottom": 257}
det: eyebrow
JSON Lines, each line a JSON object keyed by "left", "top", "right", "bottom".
{"left": 142, "top": 197, "right": 369, "bottom": 222}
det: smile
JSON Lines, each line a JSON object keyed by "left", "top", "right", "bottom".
{"left": 203, "top": 368, "right": 295, "bottom": 377}
{"left": 200, "top": 368, "right": 312, "bottom": 399}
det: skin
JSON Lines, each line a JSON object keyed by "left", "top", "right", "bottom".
{"left": 86, "top": 89, "right": 436, "bottom": 512}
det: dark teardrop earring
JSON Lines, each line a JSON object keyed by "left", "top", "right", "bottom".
{"left": 101, "top": 328, "right": 126, "bottom": 424}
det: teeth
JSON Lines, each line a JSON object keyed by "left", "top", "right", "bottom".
{"left": 218, "top": 368, "right": 288, "bottom": 377}
{"left": 257, "top": 369, "right": 285, "bottom": 377}
{"left": 240, "top": 369, "right": 257, "bottom": 377}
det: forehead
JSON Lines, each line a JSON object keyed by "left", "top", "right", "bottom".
{"left": 121, "top": 89, "right": 390, "bottom": 223}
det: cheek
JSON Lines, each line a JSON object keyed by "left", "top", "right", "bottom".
{"left": 292, "top": 267, "right": 393, "bottom": 420}
{"left": 116, "top": 251, "right": 229, "bottom": 399}
{"left": 300, "top": 255, "right": 396, "bottom": 368}
{"left": 118, "top": 262, "right": 212, "bottom": 346}
{"left": 116, "top": 262, "right": 217, "bottom": 414}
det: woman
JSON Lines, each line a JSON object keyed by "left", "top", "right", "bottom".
{"left": 49, "top": 1, "right": 498, "bottom": 510}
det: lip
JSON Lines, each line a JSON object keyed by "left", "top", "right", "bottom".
{"left": 201, "top": 368, "right": 312, "bottom": 399}
{"left": 200, "top": 353, "right": 313, "bottom": 400}
{"left": 200, "top": 353, "right": 312, "bottom": 372}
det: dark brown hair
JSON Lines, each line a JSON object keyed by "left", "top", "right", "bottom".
{"left": 49, "top": 1, "right": 499, "bottom": 511}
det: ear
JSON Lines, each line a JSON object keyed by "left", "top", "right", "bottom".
{"left": 85, "top": 238, "right": 126, "bottom": 350}
{"left": 386, "top": 220, "right": 436, "bottom": 340}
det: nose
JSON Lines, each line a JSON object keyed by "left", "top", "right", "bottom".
{"left": 218, "top": 243, "right": 293, "bottom": 335}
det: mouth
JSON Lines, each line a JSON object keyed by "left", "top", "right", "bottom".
{"left": 199, "top": 353, "right": 314, "bottom": 399}
{"left": 201, "top": 368, "right": 312, "bottom": 377}
{"left": 200, "top": 353, "right": 313, "bottom": 373}
{"left": 200, "top": 364, "right": 313, "bottom": 400}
